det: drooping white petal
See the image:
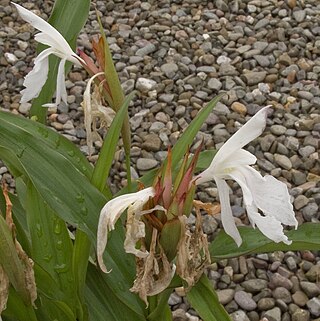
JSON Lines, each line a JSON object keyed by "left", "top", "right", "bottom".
{"left": 20, "top": 48, "right": 51, "bottom": 103}
{"left": 124, "top": 205, "right": 166, "bottom": 258}
{"left": 12, "top": 3, "right": 76, "bottom": 58}
{"left": 97, "top": 187, "right": 155, "bottom": 273}
{"left": 196, "top": 106, "right": 270, "bottom": 185}
{"left": 246, "top": 205, "right": 292, "bottom": 245}
{"left": 215, "top": 177, "right": 242, "bottom": 246}
{"left": 240, "top": 166, "right": 298, "bottom": 227}
{"left": 12, "top": 2, "right": 85, "bottom": 105}
{"left": 82, "top": 72, "right": 105, "bottom": 155}
{"left": 55, "top": 58, "right": 67, "bottom": 106}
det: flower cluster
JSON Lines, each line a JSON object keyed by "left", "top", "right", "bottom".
{"left": 97, "top": 107, "right": 298, "bottom": 302}
{"left": 12, "top": 2, "right": 115, "bottom": 154}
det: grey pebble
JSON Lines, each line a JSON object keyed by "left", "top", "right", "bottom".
{"left": 270, "top": 125, "right": 287, "bottom": 136}
{"left": 234, "top": 291, "right": 257, "bottom": 311}
{"left": 274, "top": 154, "right": 292, "bottom": 170}
{"left": 263, "top": 307, "right": 281, "bottom": 321}
{"left": 230, "top": 310, "right": 250, "bottom": 321}
{"left": 300, "top": 281, "right": 320, "bottom": 298}
{"left": 241, "top": 279, "right": 268, "bottom": 293}
{"left": 292, "top": 309, "right": 310, "bottom": 321}
{"left": 294, "top": 195, "right": 309, "bottom": 210}
{"left": 136, "top": 158, "right": 158, "bottom": 171}
{"left": 307, "top": 297, "right": 320, "bottom": 317}
{"left": 302, "top": 203, "right": 319, "bottom": 221}
{"left": 217, "top": 289, "right": 235, "bottom": 305}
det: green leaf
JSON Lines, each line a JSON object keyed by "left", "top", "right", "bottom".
{"left": 0, "top": 113, "right": 146, "bottom": 318}
{"left": 85, "top": 263, "right": 146, "bottom": 321}
{"left": 210, "top": 223, "right": 320, "bottom": 261}
{"left": 147, "top": 290, "right": 173, "bottom": 321}
{"left": 26, "top": 182, "right": 77, "bottom": 313}
{"left": 30, "top": 0, "right": 90, "bottom": 123}
{"left": 3, "top": 287, "right": 38, "bottom": 321}
{"left": 195, "top": 149, "right": 216, "bottom": 172}
{"left": 91, "top": 92, "right": 135, "bottom": 194}
{"left": 0, "top": 111, "right": 92, "bottom": 178}
{"left": 36, "top": 297, "right": 77, "bottom": 321}
{"left": 72, "top": 230, "right": 90, "bottom": 320}
{"left": 187, "top": 275, "right": 231, "bottom": 321}
{"left": 96, "top": 14, "right": 132, "bottom": 187}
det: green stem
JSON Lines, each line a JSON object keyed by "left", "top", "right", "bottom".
{"left": 125, "top": 149, "right": 132, "bottom": 192}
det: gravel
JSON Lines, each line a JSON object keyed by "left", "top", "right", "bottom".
{"left": 2, "top": 0, "right": 320, "bottom": 320}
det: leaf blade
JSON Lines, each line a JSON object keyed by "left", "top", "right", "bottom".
{"left": 187, "top": 275, "right": 231, "bottom": 321}
{"left": 210, "top": 223, "right": 320, "bottom": 261}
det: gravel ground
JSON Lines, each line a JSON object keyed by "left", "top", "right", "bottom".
{"left": 1, "top": 0, "right": 320, "bottom": 320}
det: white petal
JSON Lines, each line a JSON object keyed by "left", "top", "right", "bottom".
{"left": 228, "top": 167, "right": 254, "bottom": 206}
{"left": 196, "top": 106, "right": 270, "bottom": 185}
{"left": 241, "top": 166, "right": 297, "bottom": 228}
{"left": 246, "top": 205, "right": 292, "bottom": 245}
{"left": 197, "top": 149, "right": 257, "bottom": 185}
{"left": 20, "top": 48, "right": 51, "bottom": 103}
{"left": 82, "top": 72, "right": 105, "bottom": 154}
{"left": 97, "top": 187, "right": 155, "bottom": 273}
{"left": 55, "top": 58, "right": 67, "bottom": 105}
{"left": 215, "top": 106, "right": 270, "bottom": 161}
{"left": 124, "top": 204, "right": 166, "bottom": 258}
{"left": 124, "top": 217, "right": 148, "bottom": 258}
{"left": 215, "top": 177, "right": 242, "bottom": 246}
{"left": 12, "top": 3, "right": 74, "bottom": 55}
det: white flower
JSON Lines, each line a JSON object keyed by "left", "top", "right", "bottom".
{"left": 81, "top": 72, "right": 116, "bottom": 155}
{"left": 12, "top": 2, "right": 84, "bottom": 106}
{"left": 196, "top": 106, "right": 298, "bottom": 246}
{"left": 97, "top": 187, "right": 156, "bottom": 273}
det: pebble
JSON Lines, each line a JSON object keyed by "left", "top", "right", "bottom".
{"left": 258, "top": 298, "right": 275, "bottom": 311}
{"left": 270, "top": 125, "right": 287, "bottom": 136}
{"left": 292, "top": 291, "right": 309, "bottom": 307}
{"left": 230, "top": 310, "right": 250, "bottom": 321}
{"left": 307, "top": 298, "right": 320, "bottom": 317}
{"left": 300, "top": 281, "right": 320, "bottom": 298}
{"left": 231, "top": 102, "right": 247, "bottom": 115}
{"left": 294, "top": 195, "right": 309, "bottom": 210}
{"left": 302, "top": 203, "right": 319, "bottom": 221}
{"left": 135, "top": 78, "right": 157, "bottom": 93}
{"left": 208, "top": 78, "right": 222, "bottom": 91}
{"left": 274, "top": 154, "right": 292, "bottom": 170}
{"left": 243, "top": 71, "right": 267, "bottom": 85}
{"left": 292, "top": 309, "right": 310, "bottom": 321}
{"left": 217, "top": 289, "right": 235, "bottom": 305}
{"left": 241, "top": 279, "right": 268, "bottom": 293}
{"left": 161, "top": 63, "right": 179, "bottom": 79}
{"left": 136, "top": 158, "right": 158, "bottom": 171}
{"left": 263, "top": 307, "right": 281, "bottom": 321}
{"left": 234, "top": 291, "right": 257, "bottom": 311}
{"left": 305, "top": 265, "right": 320, "bottom": 282}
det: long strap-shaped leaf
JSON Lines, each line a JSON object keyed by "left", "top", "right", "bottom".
{"left": 187, "top": 275, "right": 232, "bottom": 321}
{"left": 210, "top": 223, "right": 320, "bottom": 261}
